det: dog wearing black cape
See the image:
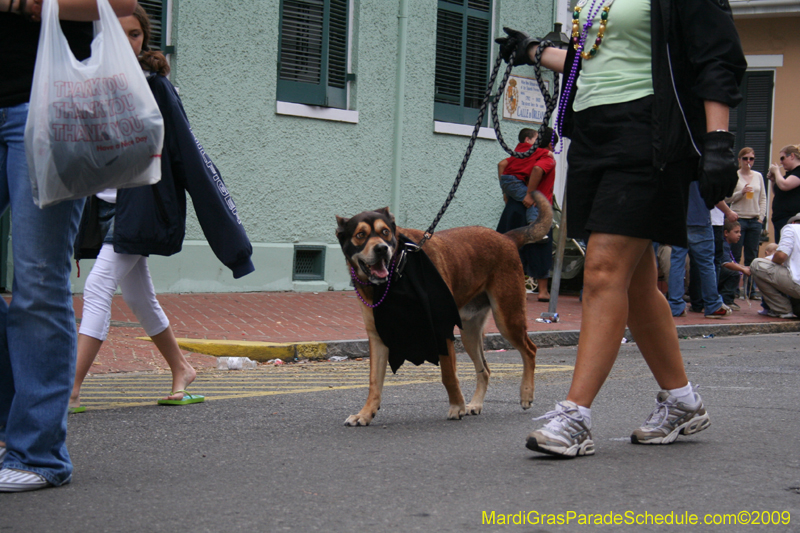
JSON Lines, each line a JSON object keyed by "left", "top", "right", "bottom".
{"left": 336, "top": 191, "right": 552, "bottom": 426}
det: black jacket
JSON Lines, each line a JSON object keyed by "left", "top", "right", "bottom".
{"left": 562, "top": 0, "right": 747, "bottom": 170}
{"left": 75, "top": 73, "right": 254, "bottom": 279}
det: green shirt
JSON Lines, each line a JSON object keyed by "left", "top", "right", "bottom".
{"left": 573, "top": 0, "right": 654, "bottom": 112}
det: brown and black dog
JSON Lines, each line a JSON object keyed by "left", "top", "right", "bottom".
{"left": 335, "top": 192, "right": 553, "bottom": 426}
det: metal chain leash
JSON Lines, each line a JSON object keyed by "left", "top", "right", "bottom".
{"left": 418, "top": 41, "right": 559, "bottom": 248}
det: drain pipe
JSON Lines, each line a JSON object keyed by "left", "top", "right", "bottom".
{"left": 390, "top": 0, "right": 409, "bottom": 218}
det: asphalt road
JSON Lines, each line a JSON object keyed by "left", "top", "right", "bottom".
{"left": 2, "top": 332, "right": 799, "bottom": 532}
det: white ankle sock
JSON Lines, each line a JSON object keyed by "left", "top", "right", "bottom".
{"left": 668, "top": 382, "right": 696, "bottom": 406}
{"left": 577, "top": 405, "right": 592, "bottom": 428}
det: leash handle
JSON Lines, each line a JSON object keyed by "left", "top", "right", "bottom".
{"left": 492, "top": 42, "right": 560, "bottom": 159}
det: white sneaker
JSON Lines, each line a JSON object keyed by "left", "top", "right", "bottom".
{"left": 766, "top": 310, "right": 796, "bottom": 319}
{"left": 525, "top": 401, "right": 595, "bottom": 457}
{"left": 630, "top": 391, "right": 710, "bottom": 444}
{"left": 0, "top": 468, "right": 51, "bottom": 492}
{"left": 0, "top": 446, "right": 6, "bottom": 464}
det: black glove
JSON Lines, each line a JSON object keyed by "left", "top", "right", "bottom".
{"left": 698, "top": 131, "right": 738, "bottom": 209}
{"left": 495, "top": 27, "right": 540, "bottom": 67}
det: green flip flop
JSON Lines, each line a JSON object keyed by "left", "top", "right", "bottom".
{"left": 157, "top": 390, "right": 205, "bottom": 406}
{"left": 68, "top": 406, "right": 86, "bottom": 414}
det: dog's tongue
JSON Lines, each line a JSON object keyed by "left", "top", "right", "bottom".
{"left": 370, "top": 261, "right": 389, "bottom": 278}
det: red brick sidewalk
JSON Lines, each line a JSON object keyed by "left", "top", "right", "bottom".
{"left": 71, "top": 290, "right": 784, "bottom": 375}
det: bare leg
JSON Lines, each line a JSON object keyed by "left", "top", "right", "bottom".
{"left": 537, "top": 278, "right": 550, "bottom": 299}
{"left": 626, "top": 243, "right": 689, "bottom": 391}
{"left": 566, "top": 233, "right": 653, "bottom": 407}
{"left": 69, "top": 334, "right": 104, "bottom": 408}
{"left": 150, "top": 326, "right": 196, "bottom": 400}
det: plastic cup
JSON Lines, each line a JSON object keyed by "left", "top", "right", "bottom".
{"left": 746, "top": 191, "right": 754, "bottom": 199}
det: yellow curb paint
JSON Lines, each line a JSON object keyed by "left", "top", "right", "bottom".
{"left": 136, "top": 337, "right": 329, "bottom": 362}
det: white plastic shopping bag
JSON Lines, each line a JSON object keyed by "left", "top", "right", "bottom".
{"left": 24, "top": 0, "right": 164, "bottom": 207}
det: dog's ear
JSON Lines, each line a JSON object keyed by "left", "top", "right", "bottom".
{"left": 375, "top": 207, "right": 396, "bottom": 232}
{"left": 335, "top": 215, "right": 349, "bottom": 242}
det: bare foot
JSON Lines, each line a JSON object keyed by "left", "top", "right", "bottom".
{"left": 164, "top": 363, "right": 197, "bottom": 401}
{"left": 68, "top": 395, "right": 81, "bottom": 410}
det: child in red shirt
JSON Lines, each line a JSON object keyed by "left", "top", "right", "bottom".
{"left": 498, "top": 127, "right": 557, "bottom": 223}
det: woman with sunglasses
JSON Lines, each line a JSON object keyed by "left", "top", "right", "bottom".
{"left": 768, "top": 145, "right": 800, "bottom": 238}
{"left": 726, "top": 148, "right": 766, "bottom": 300}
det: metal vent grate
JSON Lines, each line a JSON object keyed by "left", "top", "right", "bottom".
{"left": 293, "top": 246, "right": 326, "bottom": 281}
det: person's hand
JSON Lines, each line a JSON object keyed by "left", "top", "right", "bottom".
{"left": 698, "top": 131, "right": 738, "bottom": 209}
{"left": 29, "top": 0, "right": 42, "bottom": 22}
{"left": 742, "top": 266, "right": 751, "bottom": 277}
{"left": 742, "top": 184, "right": 753, "bottom": 194}
{"left": 768, "top": 163, "right": 781, "bottom": 180}
{"left": 726, "top": 210, "right": 739, "bottom": 222}
{"left": 523, "top": 192, "right": 534, "bottom": 208}
{"left": 495, "top": 27, "right": 539, "bottom": 67}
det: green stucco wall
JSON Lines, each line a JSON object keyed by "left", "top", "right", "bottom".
{"left": 70, "top": 0, "right": 557, "bottom": 294}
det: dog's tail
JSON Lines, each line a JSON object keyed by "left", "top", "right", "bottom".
{"left": 503, "top": 191, "right": 554, "bottom": 248}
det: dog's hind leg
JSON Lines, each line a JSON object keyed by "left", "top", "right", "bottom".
{"left": 440, "top": 339, "right": 467, "bottom": 420}
{"left": 489, "top": 292, "right": 537, "bottom": 409}
{"left": 460, "top": 309, "right": 492, "bottom": 415}
{"left": 344, "top": 335, "right": 389, "bottom": 426}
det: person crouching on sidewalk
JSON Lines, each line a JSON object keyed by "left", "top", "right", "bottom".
{"left": 750, "top": 214, "right": 800, "bottom": 319}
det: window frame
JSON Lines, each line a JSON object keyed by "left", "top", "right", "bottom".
{"left": 433, "top": 0, "right": 494, "bottom": 127}
{"left": 277, "top": 0, "right": 351, "bottom": 110}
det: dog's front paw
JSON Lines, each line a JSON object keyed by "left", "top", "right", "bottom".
{"left": 465, "top": 402, "right": 483, "bottom": 416}
{"left": 344, "top": 413, "right": 373, "bottom": 426}
{"left": 520, "top": 385, "right": 534, "bottom": 409}
{"left": 447, "top": 405, "right": 466, "bottom": 420}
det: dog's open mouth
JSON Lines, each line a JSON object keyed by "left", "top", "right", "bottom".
{"left": 359, "top": 258, "right": 390, "bottom": 283}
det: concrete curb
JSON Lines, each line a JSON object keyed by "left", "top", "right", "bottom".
{"left": 144, "top": 321, "right": 800, "bottom": 362}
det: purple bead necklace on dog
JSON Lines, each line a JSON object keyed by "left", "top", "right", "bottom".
{"left": 350, "top": 258, "right": 396, "bottom": 308}
{"left": 555, "top": 0, "right": 609, "bottom": 154}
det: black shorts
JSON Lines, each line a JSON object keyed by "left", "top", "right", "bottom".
{"left": 566, "top": 95, "right": 694, "bottom": 248}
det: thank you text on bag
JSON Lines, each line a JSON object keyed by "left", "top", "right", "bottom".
{"left": 25, "top": 0, "right": 164, "bottom": 207}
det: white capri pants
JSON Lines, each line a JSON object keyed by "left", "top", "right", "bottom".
{"left": 79, "top": 243, "right": 170, "bottom": 341}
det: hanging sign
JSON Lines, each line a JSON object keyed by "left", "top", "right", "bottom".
{"left": 502, "top": 74, "right": 550, "bottom": 124}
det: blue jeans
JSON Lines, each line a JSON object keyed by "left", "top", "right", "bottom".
{"left": 668, "top": 224, "right": 723, "bottom": 316}
{"left": 0, "top": 103, "right": 84, "bottom": 486}
{"left": 688, "top": 225, "right": 725, "bottom": 310}
{"left": 718, "top": 266, "right": 741, "bottom": 305}
{"left": 499, "top": 174, "right": 538, "bottom": 223}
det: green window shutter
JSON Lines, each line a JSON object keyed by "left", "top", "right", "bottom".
{"left": 434, "top": 0, "right": 492, "bottom": 125}
{"left": 277, "top": 0, "right": 349, "bottom": 109}
{"left": 434, "top": 9, "right": 463, "bottom": 107}
{"left": 326, "top": 0, "right": 348, "bottom": 108}
{"left": 139, "top": 0, "right": 173, "bottom": 54}
{"left": 729, "top": 71, "right": 774, "bottom": 177}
